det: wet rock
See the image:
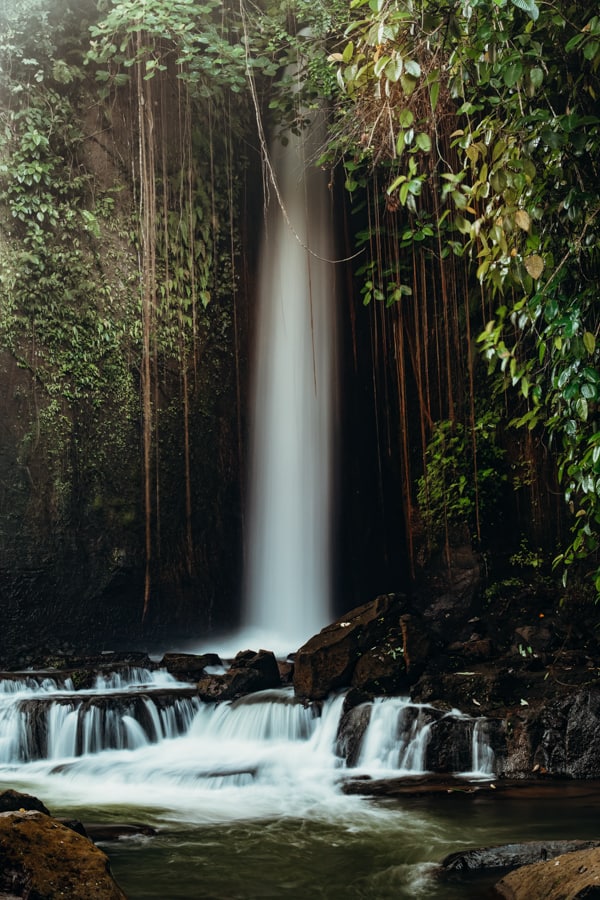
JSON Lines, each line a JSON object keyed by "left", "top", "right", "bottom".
{"left": 84, "top": 823, "right": 158, "bottom": 841}
{"left": 447, "top": 637, "right": 494, "bottom": 661}
{"left": 16, "top": 689, "right": 198, "bottom": 760}
{"left": 277, "top": 659, "right": 294, "bottom": 685}
{"left": 351, "top": 641, "right": 409, "bottom": 694}
{"left": 513, "top": 624, "right": 553, "bottom": 655}
{"left": 441, "top": 840, "right": 600, "bottom": 876}
{"left": 411, "top": 669, "right": 508, "bottom": 715}
{"left": 160, "top": 652, "right": 222, "bottom": 682}
{"left": 197, "top": 649, "right": 281, "bottom": 702}
{"left": 0, "top": 789, "right": 50, "bottom": 815}
{"left": 293, "top": 594, "right": 410, "bottom": 700}
{"left": 341, "top": 773, "right": 497, "bottom": 797}
{"left": 413, "top": 537, "right": 483, "bottom": 630}
{"left": 493, "top": 846, "right": 600, "bottom": 899}
{"left": 537, "top": 689, "right": 600, "bottom": 778}
{"left": 0, "top": 809, "right": 127, "bottom": 899}
{"left": 342, "top": 687, "right": 372, "bottom": 715}
{"left": 425, "top": 714, "right": 480, "bottom": 773}
{"left": 336, "top": 702, "right": 372, "bottom": 766}
{"left": 497, "top": 688, "right": 600, "bottom": 779}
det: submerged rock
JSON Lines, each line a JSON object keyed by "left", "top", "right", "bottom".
{"left": 0, "top": 809, "right": 127, "bottom": 899}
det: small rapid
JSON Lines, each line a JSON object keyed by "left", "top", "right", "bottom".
{"left": 0, "top": 668, "right": 494, "bottom": 825}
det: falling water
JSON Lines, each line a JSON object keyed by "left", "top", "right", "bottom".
{"left": 244, "top": 110, "right": 336, "bottom": 654}
{"left": 0, "top": 669, "right": 504, "bottom": 897}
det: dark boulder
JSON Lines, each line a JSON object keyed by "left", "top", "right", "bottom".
{"left": 536, "top": 689, "right": 600, "bottom": 778}
{"left": 197, "top": 649, "right": 281, "bottom": 702}
{"left": 293, "top": 594, "right": 415, "bottom": 700}
{"left": 160, "top": 652, "right": 222, "bottom": 682}
{"left": 425, "top": 714, "right": 480, "bottom": 773}
{"left": 336, "top": 702, "right": 372, "bottom": 766}
{"left": 0, "top": 810, "right": 127, "bottom": 899}
{"left": 0, "top": 789, "right": 50, "bottom": 815}
{"left": 496, "top": 688, "right": 600, "bottom": 779}
{"left": 447, "top": 637, "right": 494, "bottom": 662}
{"left": 413, "top": 537, "right": 483, "bottom": 632}
{"left": 351, "top": 643, "right": 409, "bottom": 694}
{"left": 441, "top": 840, "right": 600, "bottom": 877}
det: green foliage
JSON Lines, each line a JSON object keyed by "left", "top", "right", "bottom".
{"left": 0, "top": 0, "right": 141, "bottom": 559}
{"left": 319, "top": 0, "right": 600, "bottom": 594}
{"left": 416, "top": 414, "right": 506, "bottom": 545}
{"left": 0, "top": 87, "right": 132, "bottom": 405}
{"left": 509, "top": 537, "right": 543, "bottom": 570}
{"left": 455, "top": 4, "right": 600, "bottom": 591}
{"left": 86, "top": 0, "right": 247, "bottom": 96}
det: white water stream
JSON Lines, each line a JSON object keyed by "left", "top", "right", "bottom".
{"left": 0, "top": 670, "right": 494, "bottom": 827}
{"left": 3, "top": 670, "right": 600, "bottom": 899}
{"left": 243, "top": 110, "right": 337, "bottom": 655}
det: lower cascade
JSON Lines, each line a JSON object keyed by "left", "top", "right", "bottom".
{"left": 0, "top": 668, "right": 494, "bottom": 819}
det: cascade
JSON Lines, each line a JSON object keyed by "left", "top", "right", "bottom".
{"left": 243, "top": 108, "right": 336, "bottom": 655}
{"left": 0, "top": 672, "right": 494, "bottom": 807}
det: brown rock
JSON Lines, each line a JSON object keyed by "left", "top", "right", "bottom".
{"left": 0, "top": 810, "right": 127, "bottom": 899}
{"left": 494, "top": 846, "right": 600, "bottom": 899}
{"left": 351, "top": 645, "right": 408, "bottom": 694}
{"left": 293, "top": 594, "right": 406, "bottom": 700}
{"left": 448, "top": 638, "right": 494, "bottom": 661}
{"left": 161, "top": 652, "right": 222, "bottom": 681}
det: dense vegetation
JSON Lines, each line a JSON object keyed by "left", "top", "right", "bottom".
{"left": 0, "top": 0, "right": 598, "bottom": 648}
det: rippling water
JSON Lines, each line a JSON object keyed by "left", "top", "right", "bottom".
{"left": 1, "top": 670, "right": 598, "bottom": 898}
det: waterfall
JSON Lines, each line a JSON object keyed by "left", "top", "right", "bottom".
{"left": 244, "top": 110, "right": 336, "bottom": 655}
{"left": 0, "top": 673, "right": 494, "bottom": 813}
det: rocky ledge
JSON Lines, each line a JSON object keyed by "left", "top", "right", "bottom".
{"left": 0, "top": 791, "right": 127, "bottom": 899}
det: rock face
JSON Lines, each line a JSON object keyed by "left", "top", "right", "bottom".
{"left": 197, "top": 649, "right": 281, "bottom": 702}
{"left": 410, "top": 661, "right": 600, "bottom": 780}
{"left": 293, "top": 594, "right": 428, "bottom": 700}
{"left": 0, "top": 810, "right": 127, "bottom": 899}
{"left": 493, "top": 846, "right": 600, "bottom": 899}
{"left": 494, "top": 687, "right": 600, "bottom": 780}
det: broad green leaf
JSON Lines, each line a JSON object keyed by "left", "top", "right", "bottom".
{"left": 404, "top": 59, "right": 421, "bottom": 78}
{"left": 400, "top": 73, "right": 418, "bottom": 95}
{"left": 530, "top": 67, "right": 544, "bottom": 88}
{"left": 503, "top": 62, "right": 523, "bottom": 87}
{"left": 374, "top": 55, "right": 391, "bottom": 77}
{"left": 385, "top": 56, "right": 403, "bottom": 82}
{"left": 510, "top": 0, "right": 540, "bottom": 21}
{"left": 583, "top": 331, "right": 596, "bottom": 355}
{"left": 429, "top": 77, "right": 440, "bottom": 112}
{"left": 576, "top": 397, "right": 589, "bottom": 422}
{"left": 398, "top": 108, "right": 414, "bottom": 128}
